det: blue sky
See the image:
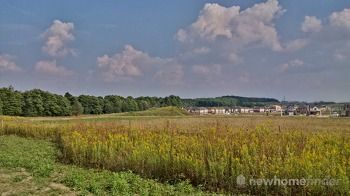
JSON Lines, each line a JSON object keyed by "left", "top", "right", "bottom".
{"left": 1, "top": 0, "right": 350, "bottom": 102}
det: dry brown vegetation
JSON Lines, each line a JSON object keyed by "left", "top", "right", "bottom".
{"left": 1, "top": 115, "right": 350, "bottom": 194}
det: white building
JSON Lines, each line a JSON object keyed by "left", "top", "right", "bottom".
{"left": 197, "top": 107, "right": 208, "bottom": 115}
{"left": 215, "top": 108, "right": 225, "bottom": 115}
{"left": 240, "top": 108, "right": 251, "bottom": 113}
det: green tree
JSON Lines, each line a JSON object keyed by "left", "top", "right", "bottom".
{"left": 103, "top": 95, "right": 124, "bottom": 113}
{"left": 64, "top": 92, "right": 75, "bottom": 105}
{"left": 0, "top": 99, "right": 3, "bottom": 115}
{"left": 78, "top": 95, "right": 103, "bottom": 114}
{"left": 0, "top": 86, "right": 23, "bottom": 116}
{"left": 56, "top": 95, "right": 72, "bottom": 116}
{"left": 125, "top": 96, "right": 139, "bottom": 112}
{"left": 71, "top": 98, "right": 83, "bottom": 116}
{"left": 22, "top": 89, "right": 45, "bottom": 116}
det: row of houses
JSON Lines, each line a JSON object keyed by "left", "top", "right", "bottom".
{"left": 284, "top": 104, "right": 349, "bottom": 117}
{"left": 187, "top": 104, "right": 350, "bottom": 117}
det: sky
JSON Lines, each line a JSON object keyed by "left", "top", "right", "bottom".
{"left": 1, "top": 0, "right": 350, "bottom": 102}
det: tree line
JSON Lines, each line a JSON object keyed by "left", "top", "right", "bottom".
{"left": 182, "top": 96, "right": 279, "bottom": 108}
{"left": 0, "top": 86, "right": 182, "bottom": 117}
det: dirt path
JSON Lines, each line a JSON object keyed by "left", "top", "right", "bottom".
{"left": 0, "top": 168, "right": 77, "bottom": 196}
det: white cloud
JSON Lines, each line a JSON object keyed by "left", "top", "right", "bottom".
{"left": 42, "top": 20, "right": 75, "bottom": 57}
{"left": 329, "top": 8, "right": 350, "bottom": 30}
{"left": 192, "top": 64, "right": 221, "bottom": 77}
{"left": 228, "top": 53, "right": 240, "bottom": 64}
{"left": 334, "top": 53, "right": 346, "bottom": 61}
{"left": 177, "top": 0, "right": 284, "bottom": 51}
{"left": 0, "top": 54, "right": 21, "bottom": 72}
{"left": 97, "top": 45, "right": 185, "bottom": 84}
{"left": 188, "top": 3, "right": 240, "bottom": 41}
{"left": 97, "top": 45, "right": 159, "bottom": 81}
{"left": 279, "top": 59, "right": 304, "bottom": 72}
{"left": 301, "top": 16, "right": 322, "bottom": 33}
{"left": 176, "top": 29, "right": 189, "bottom": 43}
{"left": 35, "top": 60, "right": 73, "bottom": 77}
{"left": 333, "top": 42, "right": 350, "bottom": 61}
{"left": 284, "top": 39, "right": 309, "bottom": 52}
{"left": 193, "top": 47, "right": 210, "bottom": 54}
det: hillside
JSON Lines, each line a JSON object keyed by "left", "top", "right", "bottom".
{"left": 182, "top": 95, "right": 279, "bottom": 107}
{"left": 118, "top": 106, "right": 189, "bottom": 116}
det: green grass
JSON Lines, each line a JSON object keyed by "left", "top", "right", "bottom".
{"left": 0, "top": 135, "right": 56, "bottom": 177}
{"left": 0, "top": 135, "right": 205, "bottom": 195}
{"left": 117, "top": 106, "right": 189, "bottom": 116}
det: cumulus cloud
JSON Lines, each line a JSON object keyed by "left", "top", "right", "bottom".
{"left": 279, "top": 59, "right": 304, "bottom": 73}
{"left": 35, "top": 60, "right": 73, "bottom": 77}
{"left": 176, "top": 0, "right": 284, "bottom": 51}
{"left": 284, "top": 39, "right": 309, "bottom": 52}
{"left": 97, "top": 45, "right": 158, "bottom": 81}
{"left": 0, "top": 54, "right": 21, "bottom": 72}
{"left": 42, "top": 20, "right": 75, "bottom": 57}
{"left": 329, "top": 8, "right": 350, "bottom": 30}
{"left": 301, "top": 16, "right": 322, "bottom": 33}
{"left": 97, "top": 45, "right": 184, "bottom": 84}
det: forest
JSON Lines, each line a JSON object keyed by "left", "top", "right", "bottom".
{"left": 0, "top": 86, "right": 181, "bottom": 117}
{"left": 182, "top": 95, "right": 279, "bottom": 107}
{"left": 0, "top": 86, "right": 281, "bottom": 117}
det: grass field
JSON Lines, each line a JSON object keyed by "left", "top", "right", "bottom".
{"left": 0, "top": 107, "right": 349, "bottom": 195}
{"left": 0, "top": 135, "right": 203, "bottom": 195}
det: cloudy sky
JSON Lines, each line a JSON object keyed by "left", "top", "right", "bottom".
{"left": 1, "top": 0, "right": 350, "bottom": 102}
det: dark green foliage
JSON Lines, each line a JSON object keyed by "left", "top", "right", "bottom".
{"left": 71, "top": 98, "right": 84, "bottom": 116}
{"left": 124, "top": 96, "right": 139, "bottom": 112}
{"left": 21, "top": 89, "right": 71, "bottom": 116}
{"left": 0, "top": 86, "right": 23, "bottom": 116}
{"left": 182, "top": 95, "right": 279, "bottom": 107}
{"left": 78, "top": 95, "right": 104, "bottom": 114}
{"left": 0, "top": 99, "right": 3, "bottom": 115}
{"left": 0, "top": 86, "right": 183, "bottom": 117}
{"left": 22, "top": 89, "right": 45, "bottom": 116}
{"left": 103, "top": 95, "right": 123, "bottom": 113}
{"left": 56, "top": 95, "right": 72, "bottom": 116}
{"left": 64, "top": 92, "right": 75, "bottom": 105}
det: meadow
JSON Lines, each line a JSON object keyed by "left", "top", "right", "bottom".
{"left": 0, "top": 108, "right": 350, "bottom": 195}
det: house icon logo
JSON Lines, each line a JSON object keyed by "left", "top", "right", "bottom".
{"left": 236, "top": 174, "right": 246, "bottom": 187}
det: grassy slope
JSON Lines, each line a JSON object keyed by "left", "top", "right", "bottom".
{"left": 0, "top": 135, "right": 204, "bottom": 195}
{"left": 117, "top": 106, "right": 189, "bottom": 116}
{"left": 15, "top": 107, "right": 189, "bottom": 123}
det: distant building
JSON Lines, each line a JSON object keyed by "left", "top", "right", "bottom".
{"left": 240, "top": 108, "right": 251, "bottom": 113}
{"left": 188, "top": 107, "right": 208, "bottom": 115}
{"left": 309, "top": 106, "right": 321, "bottom": 116}
{"left": 229, "top": 107, "right": 240, "bottom": 114}
{"left": 206, "top": 107, "right": 225, "bottom": 115}
{"left": 283, "top": 106, "right": 296, "bottom": 116}
{"left": 215, "top": 108, "right": 225, "bottom": 115}
{"left": 344, "top": 104, "right": 350, "bottom": 117}
{"left": 266, "top": 105, "right": 282, "bottom": 113}
{"left": 295, "top": 105, "right": 310, "bottom": 115}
